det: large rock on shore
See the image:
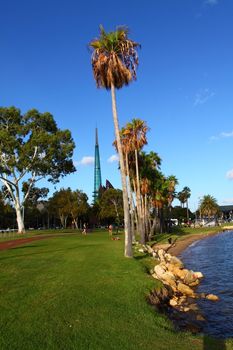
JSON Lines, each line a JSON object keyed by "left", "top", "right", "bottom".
{"left": 177, "top": 282, "right": 195, "bottom": 297}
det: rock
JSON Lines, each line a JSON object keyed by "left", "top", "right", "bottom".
{"left": 189, "top": 303, "right": 199, "bottom": 311}
{"left": 164, "top": 253, "right": 172, "bottom": 262}
{"left": 147, "top": 285, "right": 173, "bottom": 309}
{"left": 199, "top": 293, "right": 206, "bottom": 299}
{"left": 169, "top": 256, "right": 184, "bottom": 268}
{"left": 146, "top": 245, "right": 154, "bottom": 254}
{"left": 154, "top": 264, "right": 166, "bottom": 279}
{"left": 183, "top": 270, "right": 198, "bottom": 285}
{"left": 158, "top": 249, "right": 166, "bottom": 262}
{"left": 194, "top": 271, "right": 204, "bottom": 279}
{"left": 189, "top": 280, "right": 200, "bottom": 287}
{"left": 196, "top": 314, "right": 205, "bottom": 321}
{"left": 138, "top": 248, "right": 145, "bottom": 253}
{"left": 206, "top": 294, "right": 219, "bottom": 301}
{"left": 183, "top": 307, "right": 190, "bottom": 312}
{"left": 177, "top": 282, "right": 195, "bottom": 297}
{"left": 169, "top": 298, "right": 178, "bottom": 306}
{"left": 161, "top": 271, "right": 177, "bottom": 288}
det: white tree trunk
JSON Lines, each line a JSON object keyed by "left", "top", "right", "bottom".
{"left": 111, "top": 84, "right": 132, "bottom": 257}
{"left": 15, "top": 205, "right": 25, "bottom": 234}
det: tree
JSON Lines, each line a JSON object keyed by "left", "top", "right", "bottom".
{"left": 69, "top": 190, "right": 89, "bottom": 228}
{"left": 124, "top": 119, "right": 149, "bottom": 244}
{"left": 99, "top": 188, "right": 124, "bottom": 226}
{"left": 49, "top": 189, "right": 72, "bottom": 228}
{"left": 0, "top": 107, "right": 75, "bottom": 233}
{"left": 199, "top": 195, "right": 219, "bottom": 219}
{"left": 177, "top": 186, "right": 191, "bottom": 222}
{"left": 89, "top": 26, "right": 140, "bottom": 257}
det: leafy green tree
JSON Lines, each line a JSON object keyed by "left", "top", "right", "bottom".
{"left": 99, "top": 189, "right": 124, "bottom": 226}
{"left": 0, "top": 107, "right": 75, "bottom": 233}
{"left": 49, "top": 189, "right": 71, "bottom": 228}
{"left": 69, "top": 190, "right": 89, "bottom": 228}
{"left": 89, "top": 26, "right": 140, "bottom": 258}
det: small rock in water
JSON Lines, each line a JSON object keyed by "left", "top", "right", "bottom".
{"left": 194, "top": 271, "right": 204, "bottom": 279}
{"left": 206, "top": 294, "right": 219, "bottom": 301}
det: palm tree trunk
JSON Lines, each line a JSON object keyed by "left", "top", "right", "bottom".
{"left": 133, "top": 179, "right": 139, "bottom": 235}
{"left": 111, "top": 84, "right": 132, "bottom": 257}
{"left": 135, "top": 149, "right": 145, "bottom": 244}
{"left": 186, "top": 200, "right": 189, "bottom": 223}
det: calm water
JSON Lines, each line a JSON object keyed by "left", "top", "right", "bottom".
{"left": 180, "top": 230, "right": 233, "bottom": 339}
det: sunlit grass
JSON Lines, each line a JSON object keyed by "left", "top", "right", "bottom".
{"left": 0, "top": 231, "right": 232, "bottom": 349}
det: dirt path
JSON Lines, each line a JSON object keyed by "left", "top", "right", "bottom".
{"left": 0, "top": 236, "right": 52, "bottom": 251}
{"left": 0, "top": 233, "right": 78, "bottom": 251}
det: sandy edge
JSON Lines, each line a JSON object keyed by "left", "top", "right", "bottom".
{"left": 168, "top": 230, "right": 225, "bottom": 256}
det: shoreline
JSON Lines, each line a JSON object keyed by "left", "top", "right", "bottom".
{"left": 168, "top": 229, "right": 224, "bottom": 257}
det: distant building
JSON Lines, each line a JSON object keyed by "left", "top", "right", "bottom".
{"left": 92, "top": 129, "right": 114, "bottom": 203}
{"left": 219, "top": 205, "right": 233, "bottom": 220}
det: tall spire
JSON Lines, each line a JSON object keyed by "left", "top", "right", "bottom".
{"left": 93, "top": 128, "right": 102, "bottom": 203}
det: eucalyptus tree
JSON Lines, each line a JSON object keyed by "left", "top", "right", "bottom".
{"left": 99, "top": 188, "right": 124, "bottom": 227}
{"left": 69, "top": 190, "right": 89, "bottom": 229}
{"left": 0, "top": 107, "right": 75, "bottom": 233}
{"left": 89, "top": 26, "right": 140, "bottom": 257}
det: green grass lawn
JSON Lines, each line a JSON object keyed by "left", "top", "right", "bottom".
{"left": 0, "top": 231, "right": 232, "bottom": 350}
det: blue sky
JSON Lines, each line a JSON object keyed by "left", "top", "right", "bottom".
{"left": 0, "top": 0, "right": 233, "bottom": 211}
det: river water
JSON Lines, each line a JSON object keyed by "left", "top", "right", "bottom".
{"left": 180, "top": 230, "right": 233, "bottom": 339}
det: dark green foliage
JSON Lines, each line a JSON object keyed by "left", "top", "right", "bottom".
{"left": 99, "top": 188, "right": 124, "bottom": 224}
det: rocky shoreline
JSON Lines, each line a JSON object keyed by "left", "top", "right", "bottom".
{"left": 136, "top": 241, "right": 220, "bottom": 333}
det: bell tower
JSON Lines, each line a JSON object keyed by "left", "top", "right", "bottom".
{"left": 93, "top": 128, "right": 102, "bottom": 202}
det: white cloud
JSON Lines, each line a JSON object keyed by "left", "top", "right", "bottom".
{"left": 220, "top": 131, "right": 233, "bottom": 138}
{"left": 194, "top": 88, "right": 215, "bottom": 106}
{"left": 76, "top": 156, "right": 94, "bottom": 166}
{"left": 209, "top": 130, "right": 233, "bottom": 141}
{"left": 108, "top": 154, "right": 119, "bottom": 163}
{"left": 204, "top": 0, "right": 218, "bottom": 5}
{"left": 226, "top": 169, "right": 233, "bottom": 180}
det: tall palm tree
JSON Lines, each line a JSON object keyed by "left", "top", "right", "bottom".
{"left": 89, "top": 26, "right": 140, "bottom": 257}
{"left": 125, "top": 118, "right": 148, "bottom": 244}
{"left": 183, "top": 186, "right": 191, "bottom": 222}
{"left": 166, "top": 175, "right": 179, "bottom": 232}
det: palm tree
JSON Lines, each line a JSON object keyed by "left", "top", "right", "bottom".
{"left": 199, "top": 195, "right": 219, "bottom": 220}
{"left": 166, "top": 175, "right": 179, "bottom": 232}
{"left": 89, "top": 26, "right": 140, "bottom": 257}
{"left": 125, "top": 118, "right": 148, "bottom": 244}
{"left": 183, "top": 186, "right": 191, "bottom": 222}
{"left": 177, "top": 186, "right": 191, "bottom": 222}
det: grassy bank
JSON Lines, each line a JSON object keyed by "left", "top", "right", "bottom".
{"left": 0, "top": 231, "right": 232, "bottom": 349}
